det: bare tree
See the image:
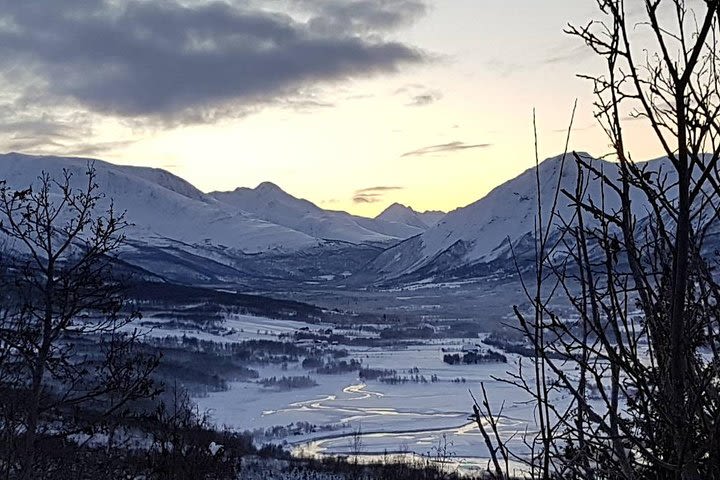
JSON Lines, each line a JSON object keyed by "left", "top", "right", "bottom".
{"left": 475, "top": 1, "right": 720, "bottom": 479}
{"left": 0, "top": 163, "right": 159, "bottom": 479}
{"left": 350, "top": 425, "right": 364, "bottom": 465}
{"left": 144, "top": 384, "right": 238, "bottom": 480}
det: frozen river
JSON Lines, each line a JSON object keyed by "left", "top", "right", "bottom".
{"left": 196, "top": 340, "right": 553, "bottom": 476}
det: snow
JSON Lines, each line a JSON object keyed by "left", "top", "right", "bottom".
{"left": 0, "top": 153, "right": 319, "bottom": 254}
{"left": 210, "top": 183, "right": 424, "bottom": 244}
{"left": 193, "top": 333, "right": 582, "bottom": 473}
{"left": 0, "top": 153, "right": 422, "bottom": 261}
{"left": 376, "top": 203, "right": 446, "bottom": 230}
{"left": 131, "top": 310, "right": 601, "bottom": 474}
{"left": 370, "top": 153, "right": 675, "bottom": 279}
{"left": 1, "top": 151, "right": 687, "bottom": 284}
{"left": 134, "top": 314, "right": 321, "bottom": 344}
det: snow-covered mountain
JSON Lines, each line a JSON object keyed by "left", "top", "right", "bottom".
{"left": 417, "top": 210, "right": 446, "bottom": 227}
{"left": 375, "top": 203, "right": 445, "bottom": 229}
{"left": 0, "top": 153, "right": 422, "bottom": 285}
{"left": 367, "top": 153, "right": 671, "bottom": 282}
{"left": 1, "top": 151, "right": 686, "bottom": 288}
{"left": 209, "top": 184, "right": 424, "bottom": 244}
{"left": 0, "top": 153, "right": 324, "bottom": 254}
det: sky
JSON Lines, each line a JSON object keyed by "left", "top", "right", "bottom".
{"left": 0, "top": 0, "right": 667, "bottom": 217}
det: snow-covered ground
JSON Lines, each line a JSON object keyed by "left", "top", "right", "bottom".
{"left": 133, "top": 314, "right": 322, "bottom": 343}
{"left": 189, "top": 317, "right": 575, "bottom": 476}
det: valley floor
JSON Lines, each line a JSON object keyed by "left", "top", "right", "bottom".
{"left": 177, "top": 313, "right": 573, "bottom": 478}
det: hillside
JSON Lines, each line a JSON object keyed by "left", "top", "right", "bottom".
{"left": 210, "top": 183, "right": 424, "bottom": 244}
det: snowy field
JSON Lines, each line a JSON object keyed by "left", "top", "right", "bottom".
{"left": 186, "top": 314, "right": 577, "bottom": 476}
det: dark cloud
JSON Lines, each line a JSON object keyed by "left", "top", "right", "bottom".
{"left": 61, "top": 140, "right": 138, "bottom": 158}
{"left": 353, "top": 185, "right": 404, "bottom": 203}
{"left": 355, "top": 185, "right": 404, "bottom": 194}
{"left": 401, "top": 141, "right": 491, "bottom": 157}
{"left": 407, "top": 92, "right": 441, "bottom": 107}
{"left": 278, "top": 96, "right": 336, "bottom": 113}
{"left": 294, "top": 0, "right": 428, "bottom": 36}
{"left": 393, "top": 83, "right": 441, "bottom": 107}
{"left": 353, "top": 193, "right": 382, "bottom": 203}
{"left": 0, "top": 103, "right": 99, "bottom": 155}
{"left": 393, "top": 83, "right": 426, "bottom": 95}
{"left": 0, "top": 0, "right": 427, "bottom": 123}
{"left": 0, "top": 87, "right": 146, "bottom": 157}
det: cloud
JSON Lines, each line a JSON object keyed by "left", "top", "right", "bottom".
{"left": 60, "top": 140, "right": 138, "bottom": 158}
{"left": 278, "top": 96, "right": 336, "bottom": 112}
{"left": 551, "top": 123, "right": 596, "bottom": 133}
{"left": 407, "top": 92, "right": 441, "bottom": 107}
{"left": 542, "top": 44, "right": 589, "bottom": 65}
{"left": 394, "top": 83, "right": 442, "bottom": 107}
{"left": 0, "top": 90, "right": 143, "bottom": 157}
{"left": 292, "top": 0, "right": 428, "bottom": 36}
{"left": 353, "top": 185, "right": 403, "bottom": 203}
{"left": 484, "top": 59, "right": 525, "bottom": 77}
{"left": 0, "top": 0, "right": 427, "bottom": 124}
{"left": 485, "top": 43, "right": 590, "bottom": 78}
{"left": 353, "top": 194, "right": 382, "bottom": 203}
{"left": 355, "top": 185, "right": 404, "bottom": 194}
{"left": 0, "top": 104, "right": 95, "bottom": 154}
{"left": 401, "top": 141, "right": 491, "bottom": 157}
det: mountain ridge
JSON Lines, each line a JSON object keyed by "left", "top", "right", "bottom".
{"left": 366, "top": 153, "right": 676, "bottom": 282}
{"left": 209, "top": 182, "right": 426, "bottom": 244}
{"left": 1, "top": 151, "right": 684, "bottom": 288}
{"left": 376, "top": 202, "right": 445, "bottom": 229}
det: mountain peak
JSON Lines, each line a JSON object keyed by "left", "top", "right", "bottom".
{"left": 536, "top": 151, "right": 593, "bottom": 169}
{"left": 376, "top": 202, "right": 435, "bottom": 230}
{"left": 381, "top": 202, "right": 416, "bottom": 215}
{"left": 255, "top": 181, "right": 284, "bottom": 193}
{"left": 376, "top": 202, "right": 446, "bottom": 229}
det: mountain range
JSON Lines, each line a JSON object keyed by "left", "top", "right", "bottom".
{"left": 376, "top": 203, "right": 445, "bottom": 229}
{"left": 209, "top": 183, "right": 425, "bottom": 244}
{"left": 0, "top": 151, "right": 676, "bottom": 287}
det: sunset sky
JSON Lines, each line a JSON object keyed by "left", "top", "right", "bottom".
{"left": 0, "top": 1, "right": 665, "bottom": 216}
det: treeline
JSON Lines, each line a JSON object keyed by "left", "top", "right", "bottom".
{"left": 239, "top": 454, "right": 484, "bottom": 480}
{"left": 482, "top": 333, "right": 564, "bottom": 360}
{"left": 245, "top": 421, "right": 346, "bottom": 443}
{"left": 378, "top": 374, "right": 440, "bottom": 385}
{"left": 144, "top": 336, "right": 318, "bottom": 394}
{"left": 314, "top": 359, "right": 363, "bottom": 375}
{"left": 442, "top": 350, "right": 507, "bottom": 365}
{"left": 259, "top": 375, "right": 318, "bottom": 390}
{"left": 128, "top": 281, "right": 325, "bottom": 323}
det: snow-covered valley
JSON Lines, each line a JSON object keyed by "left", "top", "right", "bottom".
{"left": 137, "top": 307, "right": 571, "bottom": 477}
{"left": 0, "top": 151, "right": 664, "bottom": 476}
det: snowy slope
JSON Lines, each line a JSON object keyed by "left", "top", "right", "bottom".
{"left": 210, "top": 183, "right": 424, "bottom": 244}
{"left": 375, "top": 203, "right": 445, "bottom": 229}
{"left": 0, "top": 153, "right": 320, "bottom": 254}
{"left": 417, "top": 209, "right": 446, "bottom": 226}
{"left": 368, "top": 154, "right": 670, "bottom": 281}
{"left": 2, "top": 152, "right": 686, "bottom": 287}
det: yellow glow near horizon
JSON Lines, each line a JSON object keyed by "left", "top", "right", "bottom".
{"left": 96, "top": 72, "right": 664, "bottom": 218}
